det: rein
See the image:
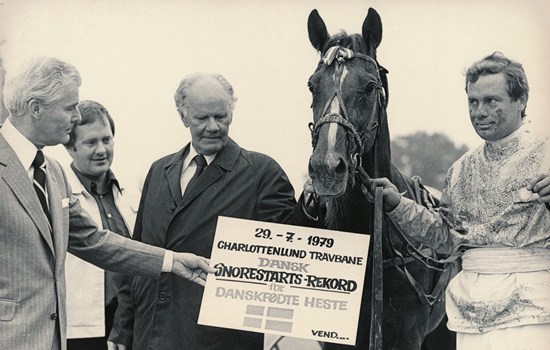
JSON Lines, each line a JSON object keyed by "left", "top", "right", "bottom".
{"left": 359, "top": 163, "right": 455, "bottom": 306}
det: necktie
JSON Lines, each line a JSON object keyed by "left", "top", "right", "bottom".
{"left": 32, "top": 150, "right": 51, "bottom": 224}
{"left": 184, "top": 154, "right": 207, "bottom": 196}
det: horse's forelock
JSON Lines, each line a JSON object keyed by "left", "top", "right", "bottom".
{"left": 322, "top": 32, "right": 369, "bottom": 57}
{"left": 321, "top": 31, "right": 347, "bottom": 54}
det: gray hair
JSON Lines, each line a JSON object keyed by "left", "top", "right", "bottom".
{"left": 174, "top": 73, "right": 237, "bottom": 117}
{"left": 4, "top": 56, "right": 81, "bottom": 118}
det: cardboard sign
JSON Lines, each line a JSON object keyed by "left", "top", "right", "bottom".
{"left": 198, "top": 216, "right": 370, "bottom": 345}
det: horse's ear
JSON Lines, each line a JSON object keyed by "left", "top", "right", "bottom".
{"left": 308, "top": 9, "right": 329, "bottom": 52}
{"left": 362, "top": 8, "right": 383, "bottom": 56}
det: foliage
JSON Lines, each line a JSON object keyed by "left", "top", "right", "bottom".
{"left": 391, "top": 131, "right": 468, "bottom": 191}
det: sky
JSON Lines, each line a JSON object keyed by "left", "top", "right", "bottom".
{"left": 1, "top": 0, "right": 549, "bottom": 192}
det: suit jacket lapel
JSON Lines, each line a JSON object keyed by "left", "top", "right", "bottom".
{"left": 179, "top": 164, "right": 224, "bottom": 209}
{"left": 0, "top": 135, "right": 54, "bottom": 253}
{"left": 165, "top": 147, "right": 186, "bottom": 203}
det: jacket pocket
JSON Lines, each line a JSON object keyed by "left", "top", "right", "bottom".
{"left": 0, "top": 298, "right": 16, "bottom": 321}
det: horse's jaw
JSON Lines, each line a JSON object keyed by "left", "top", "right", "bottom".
{"left": 321, "top": 183, "right": 367, "bottom": 231}
{"left": 311, "top": 172, "right": 349, "bottom": 198}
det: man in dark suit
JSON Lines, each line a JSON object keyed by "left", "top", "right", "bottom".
{"left": 0, "top": 57, "right": 214, "bottom": 350}
{"left": 108, "top": 73, "right": 317, "bottom": 350}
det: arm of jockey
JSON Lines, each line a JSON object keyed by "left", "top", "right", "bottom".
{"left": 363, "top": 178, "right": 455, "bottom": 255}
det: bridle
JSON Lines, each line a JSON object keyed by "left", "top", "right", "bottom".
{"left": 309, "top": 45, "right": 387, "bottom": 172}
{"left": 308, "top": 46, "right": 454, "bottom": 308}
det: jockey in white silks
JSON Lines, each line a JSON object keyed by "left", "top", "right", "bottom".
{"left": 368, "top": 52, "right": 550, "bottom": 350}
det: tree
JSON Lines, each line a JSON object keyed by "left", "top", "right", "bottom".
{"left": 391, "top": 131, "right": 468, "bottom": 191}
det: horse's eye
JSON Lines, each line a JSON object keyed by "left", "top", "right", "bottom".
{"left": 308, "top": 82, "right": 315, "bottom": 94}
{"left": 365, "top": 82, "right": 376, "bottom": 95}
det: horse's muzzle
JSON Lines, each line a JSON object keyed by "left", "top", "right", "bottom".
{"left": 308, "top": 152, "right": 349, "bottom": 197}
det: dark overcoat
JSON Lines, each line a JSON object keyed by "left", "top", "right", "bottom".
{"left": 112, "top": 138, "right": 302, "bottom": 350}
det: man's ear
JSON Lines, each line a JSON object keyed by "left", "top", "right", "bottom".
{"left": 180, "top": 111, "right": 189, "bottom": 127}
{"left": 517, "top": 94, "right": 527, "bottom": 111}
{"left": 28, "top": 99, "right": 41, "bottom": 119}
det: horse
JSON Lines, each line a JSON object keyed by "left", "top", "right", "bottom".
{"left": 306, "top": 8, "right": 457, "bottom": 350}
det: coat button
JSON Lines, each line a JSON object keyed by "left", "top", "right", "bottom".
{"left": 169, "top": 206, "right": 176, "bottom": 214}
{"left": 158, "top": 292, "right": 168, "bottom": 301}
{"left": 50, "top": 313, "right": 58, "bottom": 320}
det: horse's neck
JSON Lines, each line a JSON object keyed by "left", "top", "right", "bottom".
{"left": 363, "top": 110, "right": 393, "bottom": 178}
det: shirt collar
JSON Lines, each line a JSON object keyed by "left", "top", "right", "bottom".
{"left": 485, "top": 124, "right": 524, "bottom": 150}
{"left": 0, "top": 117, "right": 41, "bottom": 172}
{"left": 70, "top": 162, "right": 120, "bottom": 195}
{"left": 182, "top": 143, "right": 216, "bottom": 170}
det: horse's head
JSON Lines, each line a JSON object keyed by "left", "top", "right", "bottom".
{"left": 307, "top": 8, "right": 389, "bottom": 198}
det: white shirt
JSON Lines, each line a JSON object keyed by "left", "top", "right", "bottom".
{"left": 0, "top": 118, "right": 174, "bottom": 272}
{"left": 1, "top": 118, "right": 49, "bottom": 208}
{"left": 180, "top": 144, "right": 216, "bottom": 195}
{"left": 1, "top": 118, "right": 43, "bottom": 181}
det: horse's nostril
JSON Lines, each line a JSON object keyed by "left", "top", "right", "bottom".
{"left": 335, "top": 158, "right": 347, "bottom": 175}
{"left": 308, "top": 162, "right": 316, "bottom": 178}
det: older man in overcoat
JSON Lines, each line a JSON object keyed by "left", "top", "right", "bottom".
{"left": 109, "top": 73, "right": 317, "bottom": 350}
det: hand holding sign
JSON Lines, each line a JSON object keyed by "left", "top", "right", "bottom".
{"left": 173, "top": 252, "right": 216, "bottom": 287}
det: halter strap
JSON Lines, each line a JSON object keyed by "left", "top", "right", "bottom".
{"left": 310, "top": 45, "right": 384, "bottom": 171}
